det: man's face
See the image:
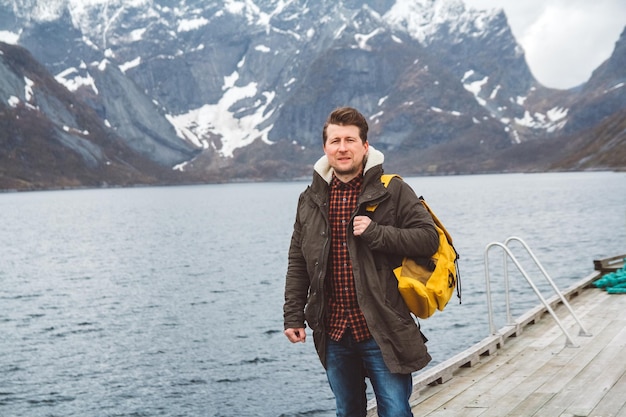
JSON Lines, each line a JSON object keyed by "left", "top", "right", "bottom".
{"left": 324, "top": 124, "right": 369, "bottom": 182}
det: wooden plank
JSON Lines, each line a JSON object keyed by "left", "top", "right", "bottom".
{"left": 475, "top": 346, "right": 575, "bottom": 416}
{"left": 589, "top": 370, "right": 626, "bottom": 416}
{"left": 504, "top": 392, "right": 556, "bottom": 417}
{"left": 408, "top": 375, "right": 481, "bottom": 415}
{"left": 526, "top": 306, "right": 626, "bottom": 415}
{"left": 593, "top": 254, "right": 625, "bottom": 274}
{"left": 458, "top": 321, "right": 586, "bottom": 416}
{"left": 562, "top": 327, "right": 626, "bottom": 416}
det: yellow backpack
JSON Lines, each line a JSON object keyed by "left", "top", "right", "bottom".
{"left": 371, "top": 174, "right": 461, "bottom": 319}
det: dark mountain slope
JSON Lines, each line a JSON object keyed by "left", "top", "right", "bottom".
{"left": 0, "top": 42, "right": 187, "bottom": 190}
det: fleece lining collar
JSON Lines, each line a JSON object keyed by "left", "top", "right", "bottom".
{"left": 313, "top": 145, "right": 384, "bottom": 184}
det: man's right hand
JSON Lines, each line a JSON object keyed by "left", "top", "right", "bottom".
{"left": 284, "top": 328, "right": 307, "bottom": 343}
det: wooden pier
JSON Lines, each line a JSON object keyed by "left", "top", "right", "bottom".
{"left": 367, "top": 255, "right": 626, "bottom": 417}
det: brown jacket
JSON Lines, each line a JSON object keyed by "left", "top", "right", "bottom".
{"left": 283, "top": 147, "right": 439, "bottom": 373}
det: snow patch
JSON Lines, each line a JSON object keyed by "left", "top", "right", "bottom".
{"left": 490, "top": 85, "right": 500, "bottom": 99}
{"left": 511, "top": 129, "right": 521, "bottom": 144}
{"left": 384, "top": 0, "right": 494, "bottom": 45}
{"left": 546, "top": 107, "right": 568, "bottom": 122}
{"left": 24, "top": 77, "right": 35, "bottom": 102}
{"left": 166, "top": 114, "right": 205, "bottom": 149}
{"left": 173, "top": 161, "right": 189, "bottom": 171}
{"left": 355, "top": 28, "right": 384, "bottom": 51}
{"left": 0, "top": 30, "right": 20, "bottom": 44}
{"left": 168, "top": 75, "right": 277, "bottom": 158}
{"left": 63, "top": 125, "right": 89, "bottom": 135}
{"left": 463, "top": 75, "right": 488, "bottom": 96}
{"left": 370, "top": 111, "right": 384, "bottom": 120}
{"left": 129, "top": 28, "right": 146, "bottom": 42}
{"left": 223, "top": 71, "right": 239, "bottom": 90}
{"left": 82, "top": 36, "right": 98, "bottom": 51}
{"left": 178, "top": 17, "right": 209, "bottom": 32}
{"left": 463, "top": 75, "right": 489, "bottom": 106}
{"left": 604, "top": 82, "right": 625, "bottom": 93}
{"left": 119, "top": 57, "right": 141, "bottom": 73}
{"left": 8, "top": 96, "right": 20, "bottom": 107}
{"left": 515, "top": 107, "right": 569, "bottom": 132}
{"left": 223, "top": 0, "right": 270, "bottom": 27}
{"left": 431, "top": 107, "right": 462, "bottom": 117}
{"left": 56, "top": 66, "right": 98, "bottom": 94}
{"left": 461, "top": 70, "right": 474, "bottom": 83}
{"left": 98, "top": 59, "right": 109, "bottom": 71}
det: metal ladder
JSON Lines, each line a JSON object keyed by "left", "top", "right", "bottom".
{"left": 484, "top": 236, "right": 592, "bottom": 347}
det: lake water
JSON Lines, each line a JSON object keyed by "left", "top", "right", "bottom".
{"left": 1, "top": 172, "right": 625, "bottom": 417}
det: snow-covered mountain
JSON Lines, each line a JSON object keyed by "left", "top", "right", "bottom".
{"left": 1, "top": 0, "right": 624, "bottom": 189}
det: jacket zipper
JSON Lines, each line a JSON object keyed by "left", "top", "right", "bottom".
{"left": 315, "top": 199, "right": 330, "bottom": 330}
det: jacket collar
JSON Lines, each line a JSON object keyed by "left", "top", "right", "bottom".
{"left": 313, "top": 145, "right": 385, "bottom": 185}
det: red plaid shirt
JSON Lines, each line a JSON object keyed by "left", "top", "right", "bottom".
{"left": 326, "top": 174, "right": 371, "bottom": 342}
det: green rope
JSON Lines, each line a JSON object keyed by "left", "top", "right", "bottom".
{"left": 594, "top": 259, "right": 626, "bottom": 294}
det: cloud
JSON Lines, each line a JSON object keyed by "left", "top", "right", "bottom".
{"left": 464, "top": 0, "right": 626, "bottom": 89}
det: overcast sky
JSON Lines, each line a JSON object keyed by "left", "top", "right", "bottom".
{"left": 463, "top": 0, "right": 626, "bottom": 89}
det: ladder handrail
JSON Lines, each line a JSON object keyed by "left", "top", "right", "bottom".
{"left": 504, "top": 237, "right": 592, "bottom": 337}
{"left": 484, "top": 237, "right": 592, "bottom": 348}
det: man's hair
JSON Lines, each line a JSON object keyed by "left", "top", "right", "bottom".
{"left": 322, "top": 107, "right": 369, "bottom": 145}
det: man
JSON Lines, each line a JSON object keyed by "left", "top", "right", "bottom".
{"left": 283, "top": 107, "right": 439, "bottom": 417}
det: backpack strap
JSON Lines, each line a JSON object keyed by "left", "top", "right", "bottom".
{"left": 366, "top": 174, "right": 401, "bottom": 212}
{"left": 381, "top": 173, "right": 401, "bottom": 187}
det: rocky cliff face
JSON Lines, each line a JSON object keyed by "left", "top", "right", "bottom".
{"left": 0, "top": 0, "right": 624, "bottom": 190}
{"left": 0, "top": 42, "right": 188, "bottom": 190}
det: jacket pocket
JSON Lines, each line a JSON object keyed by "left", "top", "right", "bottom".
{"left": 377, "top": 258, "right": 414, "bottom": 324}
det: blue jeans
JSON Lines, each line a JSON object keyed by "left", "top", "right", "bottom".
{"left": 326, "top": 332, "right": 413, "bottom": 417}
